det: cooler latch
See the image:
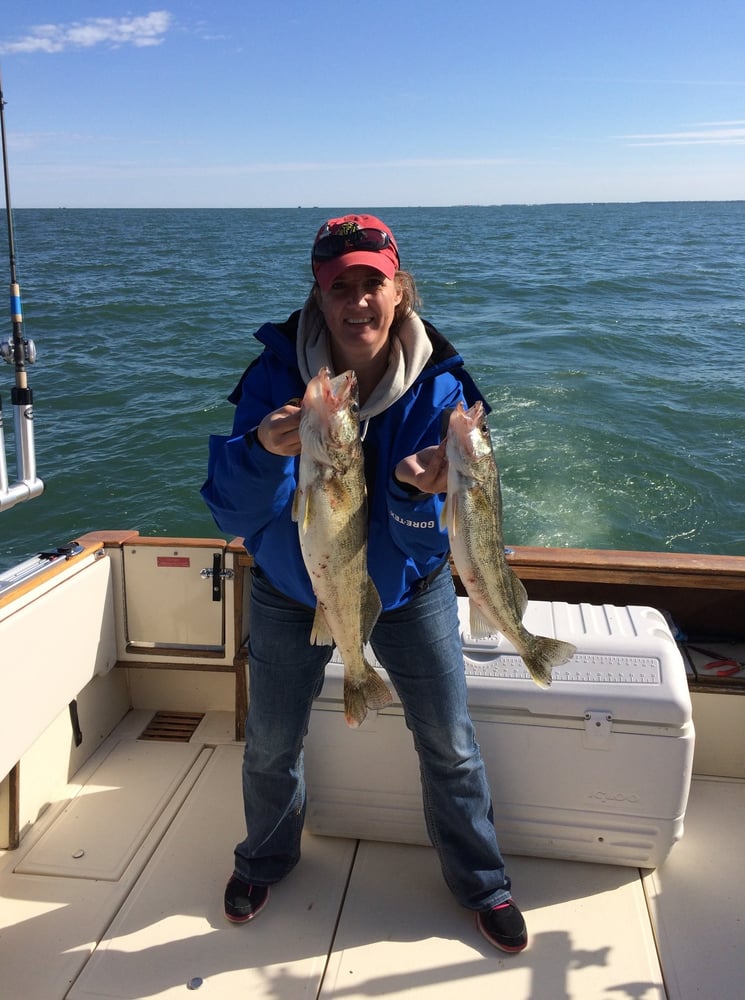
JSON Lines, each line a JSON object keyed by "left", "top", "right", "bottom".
{"left": 583, "top": 711, "right": 612, "bottom": 750}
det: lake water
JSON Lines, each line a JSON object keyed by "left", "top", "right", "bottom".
{"left": 2, "top": 202, "right": 744, "bottom": 571}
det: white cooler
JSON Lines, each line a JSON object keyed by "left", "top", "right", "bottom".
{"left": 303, "top": 600, "right": 695, "bottom": 868}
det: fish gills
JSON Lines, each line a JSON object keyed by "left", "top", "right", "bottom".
{"left": 443, "top": 400, "right": 576, "bottom": 687}
{"left": 292, "top": 367, "right": 392, "bottom": 726}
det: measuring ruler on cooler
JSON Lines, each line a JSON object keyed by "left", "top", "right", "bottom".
{"left": 462, "top": 648, "right": 662, "bottom": 684}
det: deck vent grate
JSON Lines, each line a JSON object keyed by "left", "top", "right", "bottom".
{"left": 139, "top": 711, "right": 204, "bottom": 742}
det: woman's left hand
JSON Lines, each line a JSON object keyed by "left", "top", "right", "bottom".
{"left": 395, "top": 441, "right": 448, "bottom": 495}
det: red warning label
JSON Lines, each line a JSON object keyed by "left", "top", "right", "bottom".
{"left": 157, "top": 556, "right": 191, "bottom": 568}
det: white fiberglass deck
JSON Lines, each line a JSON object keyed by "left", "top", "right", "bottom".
{"left": 1, "top": 710, "right": 743, "bottom": 1000}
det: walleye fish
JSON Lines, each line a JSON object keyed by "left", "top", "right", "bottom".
{"left": 443, "top": 400, "right": 576, "bottom": 687}
{"left": 292, "top": 367, "right": 393, "bottom": 727}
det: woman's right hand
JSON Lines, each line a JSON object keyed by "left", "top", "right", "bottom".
{"left": 395, "top": 440, "right": 448, "bottom": 495}
{"left": 256, "top": 401, "right": 302, "bottom": 456}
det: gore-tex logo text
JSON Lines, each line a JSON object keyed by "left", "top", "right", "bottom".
{"left": 389, "top": 510, "right": 436, "bottom": 529}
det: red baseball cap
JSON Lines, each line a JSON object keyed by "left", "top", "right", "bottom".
{"left": 311, "top": 214, "right": 400, "bottom": 291}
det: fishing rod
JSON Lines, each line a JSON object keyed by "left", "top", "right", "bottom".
{"left": 0, "top": 67, "right": 43, "bottom": 512}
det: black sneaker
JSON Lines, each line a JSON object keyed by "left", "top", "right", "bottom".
{"left": 224, "top": 876, "right": 270, "bottom": 924}
{"left": 476, "top": 900, "right": 528, "bottom": 953}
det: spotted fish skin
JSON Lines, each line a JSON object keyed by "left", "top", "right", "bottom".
{"left": 292, "top": 367, "right": 392, "bottom": 726}
{"left": 443, "top": 400, "right": 576, "bottom": 687}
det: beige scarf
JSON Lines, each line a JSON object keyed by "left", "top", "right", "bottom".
{"left": 296, "top": 294, "right": 433, "bottom": 420}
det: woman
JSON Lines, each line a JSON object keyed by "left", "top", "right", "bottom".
{"left": 200, "top": 214, "right": 527, "bottom": 953}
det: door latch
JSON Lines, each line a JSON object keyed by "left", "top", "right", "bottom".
{"left": 200, "top": 554, "right": 234, "bottom": 601}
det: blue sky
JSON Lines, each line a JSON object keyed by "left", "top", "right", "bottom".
{"left": 1, "top": 1, "right": 744, "bottom": 207}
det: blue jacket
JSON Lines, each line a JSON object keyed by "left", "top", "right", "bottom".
{"left": 200, "top": 310, "right": 488, "bottom": 611}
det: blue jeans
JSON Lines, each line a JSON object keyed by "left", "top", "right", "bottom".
{"left": 235, "top": 566, "right": 512, "bottom": 911}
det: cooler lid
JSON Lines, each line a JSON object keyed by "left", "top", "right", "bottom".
{"left": 320, "top": 601, "right": 692, "bottom": 730}
{"left": 458, "top": 599, "right": 692, "bottom": 727}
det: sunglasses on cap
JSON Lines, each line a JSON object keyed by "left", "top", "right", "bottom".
{"left": 312, "top": 224, "right": 397, "bottom": 262}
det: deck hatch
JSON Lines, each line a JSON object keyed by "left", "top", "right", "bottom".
{"left": 139, "top": 711, "right": 204, "bottom": 742}
{"left": 14, "top": 740, "right": 203, "bottom": 881}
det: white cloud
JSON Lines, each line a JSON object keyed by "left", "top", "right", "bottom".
{"left": 0, "top": 11, "right": 172, "bottom": 55}
{"left": 621, "top": 122, "right": 745, "bottom": 146}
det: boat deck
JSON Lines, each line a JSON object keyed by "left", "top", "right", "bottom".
{"left": 1, "top": 709, "right": 743, "bottom": 1000}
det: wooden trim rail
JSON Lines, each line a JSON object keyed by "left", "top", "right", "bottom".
{"left": 505, "top": 545, "right": 745, "bottom": 591}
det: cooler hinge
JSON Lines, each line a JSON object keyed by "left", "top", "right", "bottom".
{"left": 583, "top": 710, "right": 612, "bottom": 750}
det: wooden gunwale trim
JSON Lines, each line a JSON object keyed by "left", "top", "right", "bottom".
{"left": 76, "top": 531, "right": 230, "bottom": 552}
{"left": 74, "top": 530, "right": 142, "bottom": 547}
{"left": 0, "top": 538, "right": 105, "bottom": 611}
{"left": 227, "top": 540, "right": 745, "bottom": 588}
{"left": 504, "top": 546, "right": 745, "bottom": 591}
{"left": 117, "top": 535, "right": 228, "bottom": 550}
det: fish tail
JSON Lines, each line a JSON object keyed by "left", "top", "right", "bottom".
{"left": 361, "top": 662, "right": 394, "bottom": 710}
{"left": 522, "top": 637, "right": 577, "bottom": 688}
{"left": 343, "top": 663, "right": 393, "bottom": 728}
{"left": 343, "top": 683, "right": 368, "bottom": 728}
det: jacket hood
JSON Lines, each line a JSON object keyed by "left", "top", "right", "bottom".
{"left": 295, "top": 295, "right": 434, "bottom": 420}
